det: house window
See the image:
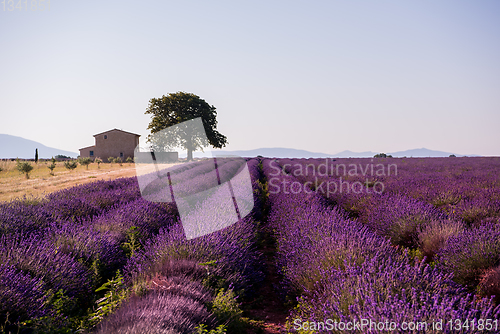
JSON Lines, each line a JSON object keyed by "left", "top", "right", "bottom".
{"left": 90, "top": 151, "right": 94, "bottom": 157}
{"left": 104, "top": 135, "right": 107, "bottom": 139}
{"left": 120, "top": 152, "right": 123, "bottom": 158}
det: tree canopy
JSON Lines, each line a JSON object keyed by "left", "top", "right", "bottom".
{"left": 145, "top": 92, "right": 228, "bottom": 160}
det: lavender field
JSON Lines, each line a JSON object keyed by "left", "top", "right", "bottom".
{"left": 1, "top": 157, "right": 500, "bottom": 333}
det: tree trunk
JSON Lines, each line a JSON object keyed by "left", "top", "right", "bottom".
{"left": 187, "top": 137, "right": 194, "bottom": 161}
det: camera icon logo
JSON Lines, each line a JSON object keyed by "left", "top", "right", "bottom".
{"left": 134, "top": 118, "right": 254, "bottom": 239}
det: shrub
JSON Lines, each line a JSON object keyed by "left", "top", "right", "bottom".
{"left": 16, "top": 160, "right": 34, "bottom": 179}
{"left": 479, "top": 265, "right": 500, "bottom": 303}
{"left": 452, "top": 197, "right": 499, "bottom": 226}
{"left": 87, "top": 270, "right": 127, "bottom": 328}
{"left": 114, "top": 157, "right": 123, "bottom": 166}
{"left": 0, "top": 264, "right": 50, "bottom": 320}
{"left": 95, "top": 157, "right": 103, "bottom": 169}
{"left": 93, "top": 198, "right": 175, "bottom": 244}
{"left": 107, "top": 157, "right": 115, "bottom": 165}
{"left": 211, "top": 288, "right": 243, "bottom": 331}
{"left": 417, "top": 219, "right": 465, "bottom": 262}
{"left": 63, "top": 160, "right": 78, "bottom": 171}
{"left": 0, "top": 233, "right": 92, "bottom": 300}
{"left": 47, "top": 157, "right": 56, "bottom": 175}
{"left": 0, "top": 201, "right": 53, "bottom": 235}
{"left": 43, "top": 196, "right": 101, "bottom": 223}
{"left": 366, "top": 194, "right": 445, "bottom": 248}
{"left": 437, "top": 222, "right": 500, "bottom": 288}
{"left": 126, "top": 156, "right": 134, "bottom": 164}
{"left": 78, "top": 157, "right": 92, "bottom": 170}
{"left": 45, "top": 223, "right": 125, "bottom": 280}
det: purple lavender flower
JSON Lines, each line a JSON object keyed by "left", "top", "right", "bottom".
{"left": 437, "top": 221, "right": 500, "bottom": 288}
{"left": 0, "top": 264, "right": 51, "bottom": 320}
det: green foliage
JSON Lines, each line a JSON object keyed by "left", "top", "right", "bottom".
{"left": 211, "top": 288, "right": 244, "bottom": 332}
{"left": 199, "top": 260, "right": 227, "bottom": 291}
{"left": 114, "top": 157, "right": 123, "bottom": 166}
{"left": 35, "top": 148, "right": 38, "bottom": 164}
{"left": 87, "top": 270, "right": 127, "bottom": 328}
{"left": 63, "top": 160, "right": 78, "bottom": 171}
{"left": 16, "top": 160, "right": 34, "bottom": 179}
{"left": 145, "top": 92, "right": 228, "bottom": 161}
{"left": 48, "top": 157, "right": 57, "bottom": 175}
{"left": 78, "top": 157, "right": 92, "bottom": 169}
{"left": 20, "top": 289, "right": 77, "bottom": 333}
{"left": 121, "top": 226, "right": 142, "bottom": 257}
{"left": 107, "top": 157, "right": 115, "bottom": 164}
{"left": 94, "top": 157, "right": 103, "bottom": 168}
{"left": 374, "top": 153, "right": 393, "bottom": 158}
{"left": 195, "top": 324, "right": 227, "bottom": 334}
{"left": 125, "top": 156, "right": 134, "bottom": 163}
{"left": 55, "top": 155, "right": 71, "bottom": 159}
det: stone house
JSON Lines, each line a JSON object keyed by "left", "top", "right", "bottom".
{"left": 79, "top": 129, "right": 140, "bottom": 161}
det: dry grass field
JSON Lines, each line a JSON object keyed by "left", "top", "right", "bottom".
{"left": 0, "top": 160, "right": 140, "bottom": 202}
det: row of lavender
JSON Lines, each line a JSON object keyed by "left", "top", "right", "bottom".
{"left": 0, "top": 158, "right": 265, "bottom": 333}
{"left": 275, "top": 157, "right": 500, "bottom": 296}
{"left": 262, "top": 158, "right": 500, "bottom": 333}
{"left": 0, "top": 176, "right": 177, "bottom": 328}
{"left": 274, "top": 157, "right": 500, "bottom": 224}
{"left": 96, "top": 158, "right": 265, "bottom": 333}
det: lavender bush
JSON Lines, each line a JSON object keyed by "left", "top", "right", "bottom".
{"left": 296, "top": 255, "right": 500, "bottom": 333}
{"left": 0, "top": 233, "right": 92, "bottom": 299}
{"left": 479, "top": 264, "right": 500, "bottom": 304}
{"left": 0, "top": 264, "right": 50, "bottom": 320}
{"left": 0, "top": 200, "right": 53, "bottom": 235}
{"left": 417, "top": 219, "right": 465, "bottom": 261}
{"left": 93, "top": 198, "right": 176, "bottom": 244}
{"left": 437, "top": 222, "right": 500, "bottom": 289}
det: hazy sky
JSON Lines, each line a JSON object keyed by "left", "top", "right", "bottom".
{"left": 1, "top": 0, "right": 499, "bottom": 156}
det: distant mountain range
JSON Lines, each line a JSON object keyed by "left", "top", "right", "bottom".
{"left": 0, "top": 134, "right": 78, "bottom": 159}
{"left": 0, "top": 133, "right": 479, "bottom": 159}
{"left": 214, "top": 147, "right": 480, "bottom": 158}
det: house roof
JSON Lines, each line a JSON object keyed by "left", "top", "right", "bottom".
{"left": 93, "top": 128, "right": 141, "bottom": 137}
{"left": 79, "top": 145, "right": 96, "bottom": 151}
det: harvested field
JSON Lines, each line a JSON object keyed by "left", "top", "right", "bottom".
{"left": 0, "top": 160, "right": 175, "bottom": 202}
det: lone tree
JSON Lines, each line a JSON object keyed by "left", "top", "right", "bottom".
{"left": 145, "top": 92, "right": 228, "bottom": 161}
{"left": 35, "top": 148, "right": 38, "bottom": 164}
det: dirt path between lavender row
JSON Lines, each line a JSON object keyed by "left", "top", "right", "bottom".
{"left": 243, "top": 226, "right": 289, "bottom": 334}
{"left": 241, "top": 163, "right": 290, "bottom": 334}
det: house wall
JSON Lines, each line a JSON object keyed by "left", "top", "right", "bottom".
{"left": 94, "top": 131, "right": 139, "bottom": 161}
{"left": 79, "top": 146, "right": 96, "bottom": 159}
